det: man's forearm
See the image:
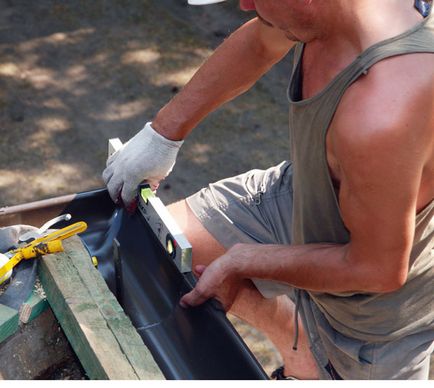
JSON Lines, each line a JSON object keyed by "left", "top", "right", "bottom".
{"left": 152, "top": 18, "right": 292, "bottom": 140}
{"left": 227, "top": 243, "right": 399, "bottom": 294}
{"left": 179, "top": 241, "right": 401, "bottom": 309}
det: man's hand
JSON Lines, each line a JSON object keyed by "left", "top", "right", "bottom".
{"left": 180, "top": 256, "right": 242, "bottom": 311}
{"left": 102, "top": 122, "right": 184, "bottom": 207}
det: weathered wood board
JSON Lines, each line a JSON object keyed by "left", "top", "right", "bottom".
{"left": 0, "top": 288, "right": 48, "bottom": 344}
{"left": 38, "top": 236, "right": 163, "bottom": 380}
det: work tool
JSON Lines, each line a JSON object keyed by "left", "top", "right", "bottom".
{"left": 24, "top": 221, "right": 87, "bottom": 246}
{"left": 108, "top": 138, "right": 192, "bottom": 273}
{"left": 0, "top": 221, "right": 88, "bottom": 283}
{"left": 0, "top": 241, "right": 64, "bottom": 283}
{"left": 138, "top": 184, "right": 192, "bottom": 273}
{"left": 18, "top": 213, "right": 72, "bottom": 243}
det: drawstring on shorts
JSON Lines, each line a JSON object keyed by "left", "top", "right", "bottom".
{"left": 293, "top": 289, "right": 301, "bottom": 351}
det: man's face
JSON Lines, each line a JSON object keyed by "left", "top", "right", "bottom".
{"left": 247, "top": 0, "right": 316, "bottom": 42}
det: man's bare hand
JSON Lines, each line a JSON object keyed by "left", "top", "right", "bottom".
{"left": 179, "top": 257, "right": 242, "bottom": 311}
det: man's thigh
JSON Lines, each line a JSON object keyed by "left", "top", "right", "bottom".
{"left": 168, "top": 161, "right": 294, "bottom": 294}
{"left": 182, "top": 161, "right": 293, "bottom": 247}
{"left": 167, "top": 199, "right": 227, "bottom": 270}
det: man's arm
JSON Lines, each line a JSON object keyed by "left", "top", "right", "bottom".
{"left": 152, "top": 17, "right": 294, "bottom": 140}
{"left": 103, "top": 18, "right": 293, "bottom": 205}
{"left": 180, "top": 55, "right": 433, "bottom": 307}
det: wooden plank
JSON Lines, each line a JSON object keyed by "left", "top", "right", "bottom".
{"left": 66, "top": 239, "right": 162, "bottom": 380}
{"left": 0, "top": 304, "right": 18, "bottom": 343}
{"left": 0, "top": 290, "right": 48, "bottom": 343}
{"left": 38, "top": 236, "right": 163, "bottom": 380}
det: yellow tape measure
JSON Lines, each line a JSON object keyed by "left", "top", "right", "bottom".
{"left": 0, "top": 221, "right": 88, "bottom": 283}
{"left": 28, "top": 221, "right": 87, "bottom": 245}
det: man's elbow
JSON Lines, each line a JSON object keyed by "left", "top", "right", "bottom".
{"left": 348, "top": 249, "right": 410, "bottom": 293}
{"left": 362, "top": 263, "right": 409, "bottom": 293}
{"left": 375, "top": 270, "right": 408, "bottom": 293}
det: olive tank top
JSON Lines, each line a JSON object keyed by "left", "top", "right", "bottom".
{"left": 288, "top": 10, "right": 434, "bottom": 341}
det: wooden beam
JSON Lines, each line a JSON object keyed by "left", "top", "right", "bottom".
{"left": 0, "top": 304, "right": 18, "bottom": 344}
{"left": 38, "top": 236, "right": 163, "bottom": 380}
{"left": 0, "top": 289, "right": 48, "bottom": 343}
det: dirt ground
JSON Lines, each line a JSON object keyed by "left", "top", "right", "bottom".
{"left": 0, "top": 0, "right": 291, "bottom": 206}
{"left": 0, "top": 0, "right": 432, "bottom": 380}
{"left": 0, "top": 0, "right": 287, "bottom": 378}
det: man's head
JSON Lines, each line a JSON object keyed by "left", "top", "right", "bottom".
{"left": 188, "top": 0, "right": 327, "bottom": 42}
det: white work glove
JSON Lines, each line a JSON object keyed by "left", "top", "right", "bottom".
{"left": 0, "top": 225, "right": 38, "bottom": 283}
{"left": 0, "top": 225, "right": 37, "bottom": 252}
{"left": 102, "top": 122, "right": 184, "bottom": 207}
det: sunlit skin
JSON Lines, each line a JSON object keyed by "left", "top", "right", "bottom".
{"left": 239, "top": 0, "right": 256, "bottom": 11}
{"left": 150, "top": 0, "right": 434, "bottom": 378}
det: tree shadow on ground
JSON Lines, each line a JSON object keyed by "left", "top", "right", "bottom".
{"left": 0, "top": 0, "right": 291, "bottom": 206}
{"left": 0, "top": 1, "right": 291, "bottom": 376}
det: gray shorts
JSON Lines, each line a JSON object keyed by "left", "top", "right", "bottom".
{"left": 186, "top": 162, "right": 434, "bottom": 380}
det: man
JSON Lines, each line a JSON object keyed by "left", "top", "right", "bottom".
{"left": 103, "top": 0, "right": 434, "bottom": 379}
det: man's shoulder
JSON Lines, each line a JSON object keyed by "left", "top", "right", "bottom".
{"left": 332, "top": 52, "right": 434, "bottom": 146}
